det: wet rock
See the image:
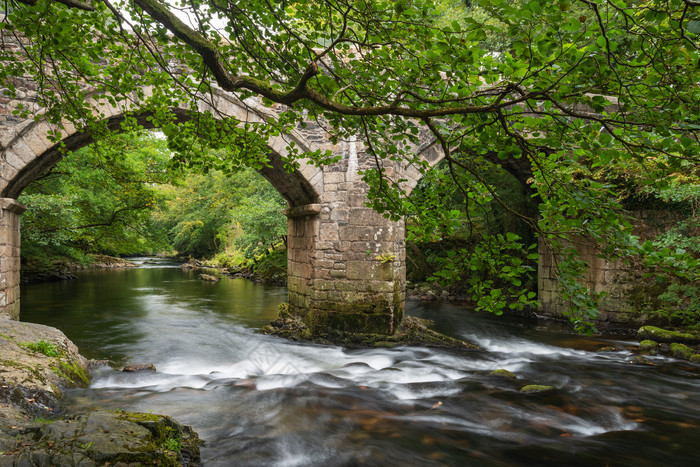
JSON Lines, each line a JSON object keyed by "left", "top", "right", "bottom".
{"left": 262, "top": 304, "right": 478, "bottom": 350}
{"left": 637, "top": 326, "right": 700, "bottom": 345}
{"left": 198, "top": 273, "right": 220, "bottom": 282}
{"left": 489, "top": 369, "right": 517, "bottom": 380}
{"left": 423, "top": 290, "right": 438, "bottom": 301}
{"left": 1, "top": 411, "right": 202, "bottom": 466}
{"left": 630, "top": 356, "right": 654, "bottom": 365}
{"left": 670, "top": 343, "right": 696, "bottom": 360}
{"left": 598, "top": 346, "right": 618, "bottom": 352}
{"left": 122, "top": 363, "right": 157, "bottom": 372}
{"left": 519, "top": 384, "right": 555, "bottom": 394}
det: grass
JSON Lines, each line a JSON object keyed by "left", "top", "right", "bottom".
{"left": 19, "top": 339, "right": 61, "bottom": 357}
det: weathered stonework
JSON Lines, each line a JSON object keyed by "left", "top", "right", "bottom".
{"left": 538, "top": 209, "right": 698, "bottom": 328}
{"left": 0, "top": 198, "right": 25, "bottom": 320}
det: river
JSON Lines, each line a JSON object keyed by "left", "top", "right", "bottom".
{"left": 21, "top": 258, "right": 700, "bottom": 465}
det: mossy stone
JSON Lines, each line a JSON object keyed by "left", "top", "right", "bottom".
{"left": 639, "top": 340, "right": 659, "bottom": 351}
{"left": 638, "top": 326, "right": 700, "bottom": 345}
{"left": 520, "top": 384, "right": 554, "bottom": 394}
{"left": 670, "top": 343, "right": 696, "bottom": 360}
{"left": 689, "top": 354, "right": 700, "bottom": 363}
{"left": 489, "top": 369, "right": 517, "bottom": 380}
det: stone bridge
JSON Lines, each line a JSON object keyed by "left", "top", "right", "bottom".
{"left": 1, "top": 75, "right": 471, "bottom": 334}
{"left": 1, "top": 76, "right": 646, "bottom": 335}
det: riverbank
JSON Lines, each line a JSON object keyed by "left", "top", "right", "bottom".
{"left": 0, "top": 315, "right": 202, "bottom": 465}
{"left": 20, "top": 254, "right": 138, "bottom": 284}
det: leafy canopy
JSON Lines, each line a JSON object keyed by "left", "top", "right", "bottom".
{"left": 2, "top": 0, "right": 700, "bottom": 330}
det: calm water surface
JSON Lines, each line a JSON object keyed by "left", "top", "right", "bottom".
{"left": 21, "top": 259, "right": 700, "bottom": 465}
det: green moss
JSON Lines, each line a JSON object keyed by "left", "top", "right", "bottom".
{"left": 489, "top": 369, "right": 517, "bottom": 380}
{"left": 638, "top": 326, "right": 700, "bottom": 345}
{"left": 639, "top": 340, "right": 659, "bottom": 351}
{"left": 689, "top": 354, "right": 700, "bottom": 363}
{"left": 49, "top": 360, "right": 91, "bottom": 387}
{"left": 520, "top": 384, "right": 555, "bottom": 393}
{"left": 113, "top": 410, "right": 203, "bottom": 466}
{"left": 670, "top": 343, "right": 696, "bottom": 360}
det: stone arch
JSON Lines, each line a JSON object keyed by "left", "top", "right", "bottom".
{"left": 395, "top": 130, "right": 534, "bottom": 197}
{"left": 1, "top": 87, "right": 323, "bottom": 205}
{"left": 0, "top": 85, "right": 327, "bottom": 321}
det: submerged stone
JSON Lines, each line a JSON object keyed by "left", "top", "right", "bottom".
{"left": 630, "top": 356, "right": 654, "bottom": 365}
{"left": 123, "top": 363, "right": 157, "bottom": 372}
{"left": 489, "top": 369, "right": 517, "bottom": 380}
{"left": 519, "top": 384, "right": 555, "bottom": 394}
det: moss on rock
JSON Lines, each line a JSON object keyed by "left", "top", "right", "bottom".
{"left": 670, "top": 343, "right": 696, "bottom": 360}
{"left": 262, "top": 304, "right": 478, "bottom": 350}
{"left": 638, "top": 326, "right": 700, "bottom": 345}
{"left": 489, "top": 369, "right": 517, "bottom": 380}
{"left": 0, "top": 411, "right": 202, "bottom": 466}
{"left": 520, "top": 384, "right": 555, "bottom": 394}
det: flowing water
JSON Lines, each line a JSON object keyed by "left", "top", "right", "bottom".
{"left": 21, "top": 258, "right": 700, "bottom": 465}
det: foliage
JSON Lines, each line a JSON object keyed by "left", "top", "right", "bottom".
{"left": 3, "top": 0, "right": 700, "bottom": 329}
{"left": 154, "top": 165, "right": 286, "bottom": 259}
{"left": 20, "top": 339, "right": 60, "bottom": 357}
{"left": 404, "top": 155, "right": 538, "bottom": 311}
{"left": 19, "top": 131, "right": 173, "bottom": 266}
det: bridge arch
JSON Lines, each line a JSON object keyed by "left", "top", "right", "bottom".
{"left": 1, "top": 87, "right": 322, "bottom": 205}
{"left": 1, "top": 86, "right": 407, "bottom": 336}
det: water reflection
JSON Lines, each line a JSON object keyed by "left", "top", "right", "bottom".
{"left": 21, "top": 259, "right": 700, "bottom": 465}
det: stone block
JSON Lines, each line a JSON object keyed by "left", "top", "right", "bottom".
{"left": 330, "top": 209, "right": 349, "bottom": 222}
{"left": 339, "top": 226, "right": 375, "bottom": 242}
{"left": 324, "top": 172, "right": 346, "bottom": 184}
{"left": 313, "top": 279, "right": 336, "bottom": 291}
{"left": 319, "top": 222, "right": 339, "bottom": 242}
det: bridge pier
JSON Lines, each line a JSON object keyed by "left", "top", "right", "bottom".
{"left": 0, "top": 198, "right": 26, "bottom": 320}
{"left": 286, "top": 178, "right": 406, "bottom": 336}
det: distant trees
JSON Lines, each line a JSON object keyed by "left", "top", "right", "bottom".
{"left": 19, "top": 131, "right": 173, "bottom": 267}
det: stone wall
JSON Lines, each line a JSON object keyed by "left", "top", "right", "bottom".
{"left": 0, "top": 198, "right": 25, "bottom": 320}
{"left": 538, "top": 209, "right": 696, "bottom": 328}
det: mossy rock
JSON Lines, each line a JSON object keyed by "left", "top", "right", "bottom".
{"left": 520, "top": 384, "right": 555, "bottom": 394}
{"left": 262, "top": 304, "right": 477, "bottom": 350}
{"left": 689, "top": 354, "right": 700, "bottom": 363}
{"left": 639, "top": 340, "right": 659, "bottom": 352}
{"left": 638, "top": 326, "right": 700, "bottom": 345}
{"left": 489, "top": 369, "right": 517, "bottom": 380}
{"left": 670, "top": 343, "right": 696, "bottom": 360}
{"left": 630, "top": 356, "right": 654, "bottom": 365}
{"left": 0, "top": 411, "right": 202, "bottom": 466}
